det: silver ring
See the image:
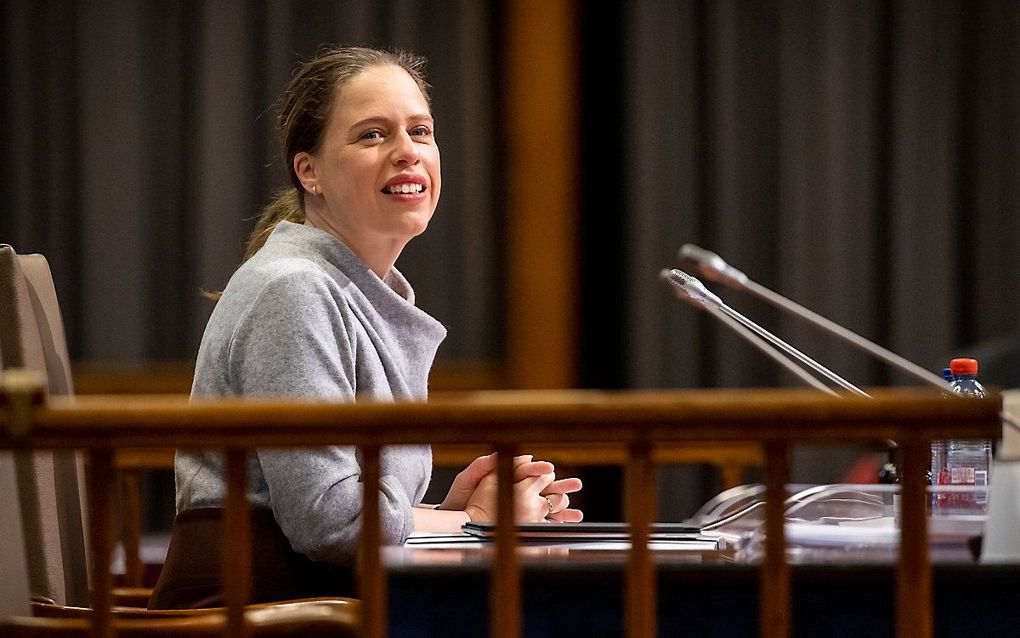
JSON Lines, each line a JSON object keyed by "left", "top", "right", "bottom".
{"left": 544, "top": 496, "right": 554, "bottom": 516}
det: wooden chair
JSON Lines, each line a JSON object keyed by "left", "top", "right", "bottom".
{"left": 1, "top": 245, "right": 170, "bottom": 608}
{"left": 0, "top": 245, "right": 89, "bottom": 607}
{"left": 0, "top": 449, "right": 33, "bottom": 617}
{"left": 1, "top": 246, "right": 362, "bottom": 636}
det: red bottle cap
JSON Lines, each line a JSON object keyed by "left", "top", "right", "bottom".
{"left": 949, "top": 358, "right": 978, "bottom": 375}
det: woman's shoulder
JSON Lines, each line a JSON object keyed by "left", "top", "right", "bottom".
{"left": 215, "top": 254, "right": 358, "bottom": 353}
{"left": 233, "top": 243, "right": 352, "bottom": 300}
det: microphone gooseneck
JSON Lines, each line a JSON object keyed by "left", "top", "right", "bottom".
{"left": 660, "top": 269, "right": 847, "bottom": 397}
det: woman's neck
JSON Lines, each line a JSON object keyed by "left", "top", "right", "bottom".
{"left": 302, "top": 211, "right": 403, "bottom": 280}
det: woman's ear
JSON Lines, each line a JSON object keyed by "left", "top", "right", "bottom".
{"left": 294, "top": 152, "right": 318, "bottom": 196}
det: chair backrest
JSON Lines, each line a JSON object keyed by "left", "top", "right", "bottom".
{"left": 0, "top": 245, "right": 89, "bottom": 607}
{"left": 0, "top": 452, "right": 32, "bottom": 616}
{"left": 14, "top": 252, "right": 74, "bottom": 395}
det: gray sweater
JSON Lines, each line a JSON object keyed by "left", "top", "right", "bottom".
{"left": 176, "top": 221, "right": 446, "bottom": 564}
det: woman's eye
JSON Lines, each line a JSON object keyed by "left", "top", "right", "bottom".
{"left": 360, "top": 130, "right": 383, "bottom": 141}
{"left": 410, "top": 126, "right": 432, "bottom": 138}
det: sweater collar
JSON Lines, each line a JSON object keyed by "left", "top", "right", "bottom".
{"left": 272, "top": 221, "right": 414, "bottom": 302}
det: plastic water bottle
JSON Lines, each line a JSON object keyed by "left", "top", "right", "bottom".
{"left": 937, "top": 358, "right": 993, "bottom": 514}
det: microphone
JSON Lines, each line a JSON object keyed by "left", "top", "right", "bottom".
{"left": 679, "top": 244, "right": 951, "bottom": 392}
{"left": 660, "top": 269, "right": 869, "bottom": 398}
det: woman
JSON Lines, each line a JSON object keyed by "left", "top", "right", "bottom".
{"left": 149, "top": 46, "right": 582, "bottom": 609}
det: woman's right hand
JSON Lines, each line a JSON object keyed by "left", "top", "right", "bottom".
{"left": 462, "top": 472, "right": 557, "bottom": 523}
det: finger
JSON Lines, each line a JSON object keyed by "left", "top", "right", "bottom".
{"left": 540, "top": 477, "right": 582, "bottom": 495}
{"left": 514, "top": 473, "right": 556, "bottom": 498}
{"left": 512, "top": 454, "right": 534, "bottom": 466}
{"left": 547, "top": 508, "right": 584, "bottom": 523}
{"left": 542, "top": 495, "right": 556, "bottom": 518}
{"left": 514, "top": 460, "right": 555, "bottom": 481}
{"left": 526, "top": 472, "right": 556, "bottom": 494}
{"left": 546, "top": 492, "right": 569, "bottom": 513}
{"left": 446, "top": 454, "right": 497, "bottom": 500}
{"left": 461, "top": 453, "right": 497, "bottom": 481}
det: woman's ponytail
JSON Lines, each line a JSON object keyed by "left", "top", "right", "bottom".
{"left": 202, "top": 189, "right": 304, "bottom": 301}
{"left": 241, "top": 188, "right": 305, "bottom": 263}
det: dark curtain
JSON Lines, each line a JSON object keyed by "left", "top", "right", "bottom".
{"left": 1, "top": 0, "right": 502, "bottom": 364}
{"left": 4, "top": 0, "right": 1020, "bottom": 392}
{"left": 616, "top": 0, "right": 1020, "bottom": 394}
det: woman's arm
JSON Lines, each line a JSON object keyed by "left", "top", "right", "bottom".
{"left": 411, "top": 505, "right": 471, "bottom": 533}
{"left": 230, "top": 272, "right": 419, "bottom": 562}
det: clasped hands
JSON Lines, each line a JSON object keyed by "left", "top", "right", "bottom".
{"left": 438, "top": 453, "right": 583, "bottom": 523}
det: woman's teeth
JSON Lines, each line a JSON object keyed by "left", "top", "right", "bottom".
{"left": 384, "top": 183, "right": 424, "bottom": 194}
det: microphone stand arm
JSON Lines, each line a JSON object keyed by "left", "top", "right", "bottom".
{"left": 742, "top": 279, "right": 949, "bottom": 392}
{"left": 679, "top": 243, "right": 950, "bottom": 392}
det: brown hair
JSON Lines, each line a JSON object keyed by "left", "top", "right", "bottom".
{"left": 207, "top": 46, "right": 430, "bottom": 300}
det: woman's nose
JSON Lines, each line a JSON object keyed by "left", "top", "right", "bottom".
{"left": 390, "top": 131, "right": 420, "bottom": 165}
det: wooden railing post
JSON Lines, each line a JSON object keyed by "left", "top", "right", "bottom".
{"left": 224, "top": 448, "right": 251, "bottom": 637}
{"left": 761, "top": 441, "right": 790, "bottom": 638}
{"left": 626, "top": 440, "right": 655, "bottom": 638}
{"left": 86, "top": 449, "right": 114, "bottom": 638}
{"left": 120, "top": 468, "right": 143, "bottom": 587}
{"left": 896, "top": 440, "right": 931, "bottom": 638}
{"left": 493, "top": 444, "right": 520, "bottom": 638}
{"left": 360, "top": 444, "right": 385, "bottom": 638}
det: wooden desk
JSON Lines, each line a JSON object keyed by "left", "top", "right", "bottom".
{"left": 384, "top": 542, "right": 1020, "bottom": 637}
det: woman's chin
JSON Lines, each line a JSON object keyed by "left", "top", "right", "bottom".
{"left": 396, "top": 213, "right": 433, "bottom": 239}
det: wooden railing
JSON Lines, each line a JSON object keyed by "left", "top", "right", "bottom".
{"left": 71, "top": 363, "right": 762, "bottom": 588}
{"left": 0, "top": 387, "right": 1002, "bottom": 638}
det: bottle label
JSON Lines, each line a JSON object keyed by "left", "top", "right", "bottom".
{"left": 975, "top": 469, "right": 988, "bottom": 504}
{"left": 950, "top": 467, "right": 976, "bottom": 484}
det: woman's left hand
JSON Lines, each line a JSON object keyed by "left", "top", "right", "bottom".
{"left": 540, "top": 477, "right": 584, "bottom": 522}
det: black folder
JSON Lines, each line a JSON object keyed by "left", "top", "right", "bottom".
{"left": 461, "top": 521, "right": 702, "bottom": 542}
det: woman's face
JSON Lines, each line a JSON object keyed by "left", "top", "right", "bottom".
{"left": 309, "top": 64, "right": 441, "bottom": 252}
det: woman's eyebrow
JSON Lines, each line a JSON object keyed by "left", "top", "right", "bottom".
{"left": 348, "top": 113, "right": 434, "bottom": 131}
{"left": 348, "top": 116, "right": 391, "bottom": 131}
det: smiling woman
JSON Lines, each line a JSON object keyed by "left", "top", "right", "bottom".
{"left": 147, "top": 46, "right": 582, "bottom": 610}
{"left": 294, "top": 63, "right": 442, "bottom": 278}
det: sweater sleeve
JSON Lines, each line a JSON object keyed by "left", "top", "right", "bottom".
{"left": 227, "top": 270, "right": 417, "bottom": 563}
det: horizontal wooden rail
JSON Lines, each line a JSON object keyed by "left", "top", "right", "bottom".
{"left": 0, "top": 389, "right": 1000, "bottom": 448}
{"left": 0, "top": 387, "right": 1004, "bottom": 638}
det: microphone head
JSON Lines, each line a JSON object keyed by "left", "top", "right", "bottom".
{"left": 658, "top": 267, "right": 685, "bottom": 286}
{"left": 659, "top": 268, "right": 722, "bottom": 306}
{"left": 678, "top": 244, "right": 748, "bottom": 289}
